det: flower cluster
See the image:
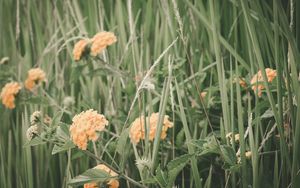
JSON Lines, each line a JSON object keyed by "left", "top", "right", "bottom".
{"left": 0, "top": 68, "right": 46, "bottom": 109}
{"left": 73, "top": 31, "right": 117, "bottom": 61}
{"left": 26, "top": 124, "right": 39, "bottom": 140}
{"left": 25, "top": 68, "right": 46, "bottom": 91}
{"left": 237, "top": 151, "right": 252, "bottom": 164}
{"left": 226, "top": 132, "right": 240, "bottom": 144}
{"left": 69, "top": 109, "right": 109, "bottom": 150}
{"left": 250, "top": 68, "right": 277, "bottom": 97}
{"left": 73, "top": 39, "right": 89, "bottom": 61}
{"left": 84, "top": 164, "right": 119, "bottom": 188}
{"left": 0, "top": 82, "right": 21, "bottom": 109}
{"left": 129, "top": 113, "right": 173, "bottom": 144}
{"left": 30, "top": 111, "right": 42, "bottom": 125}
{"left": 200, "top": 91, "right": 207, "bottom": 98}
{"left": 26, "top": 111, "right": 44, "bottom": 141}
{"left": 90, "top": 32, "right": 117, "bottom": 56}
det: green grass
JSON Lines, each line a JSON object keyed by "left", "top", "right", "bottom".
{"left": 1, "top": 0, "right": 300, "bottom": 187}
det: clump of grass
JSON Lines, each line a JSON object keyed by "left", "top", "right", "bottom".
{"left": 0, "top": 0, "right": 300, "bottom": 187}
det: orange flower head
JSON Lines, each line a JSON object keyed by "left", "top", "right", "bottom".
{"left": 90, "top": 32, "right": 117, "bottom": 56}
{"left": 84, "top": 183, "right": 98, "bottom": 188}
{"left": 0, "top": 82, "right": 21, "bottom": 109}
{"left": 250, "top": 68, "right": 277, "bottom": 97}
{"left": 24, "top": 68, "right": 46, "bottom": 91}
{"left": 129, "top": 113, "right": 173, "bottom": 144}
{"left": 200, "top": 92, "right": 207, "bottom": 98}
{"left": 69, "top": 109, "right": 108, "bottom": 150}
{"left": 84, "top": 164, "right": 119, "bottom": 188}
{"left": 73, "top": 39, "right": 89, "bottom": 61}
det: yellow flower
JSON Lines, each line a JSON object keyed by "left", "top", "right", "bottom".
{"left": 0, "top": 82, "right": 21, "bottom": 109}
{"left": 234, "top": 134, "right": 240, "bottom": 142}
{"left": 245, "top": 151, "right": 252, "bottom": 159}
{"left": 90, "top": 32, "right": 117, "bottom": 56}
{"left": 69, "top": 109, "right": 108, "bottom": 150}
{"left": 24, "top": 68, "right": 46, "bottom": 91}
{"left": 129, "top": 113, "right": 173, "bottom": 144}
{"left": 239, "top": 78, "right": 247, "bottom": 88}
{"left": 250, "top": 68, "right": 277, "bottom": 97}
{"left": 84, "top": 164, "right": 119, "bottom": 188}
{"left": 226, "top": 132, "right": 233, "bottom": 139}
{"left": 73, "top": 39, "right": 89, "bottom": 61}
{"left": 236, "top": 151, "right": 252, "bottom": 164}
{"left": 226, "top": 132, "right": 240, "bottom": 144}
{"left": 200, "top": 91, "right": 207, "bottom": 98}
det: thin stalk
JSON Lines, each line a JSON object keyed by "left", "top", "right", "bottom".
{"left": 209, "top": 0, "right": 231, "bottom": 137}
{"left": 175, "top": 79, "right": 202, "bottom": 188}
{"left": 66, "top": 149, "right": 72, "bottom": 188}
{"left": 92, "top": 141, "right": 99, "bottom": 164}
{"left": 236, "top": 62, "right": 248, "bottom": 187}
{"left": 151, "top": 78, "right": 170, "bottom": 171}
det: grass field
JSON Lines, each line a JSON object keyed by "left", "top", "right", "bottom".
{"left": 1, "top": 0, "right": 300, "bottom": 187}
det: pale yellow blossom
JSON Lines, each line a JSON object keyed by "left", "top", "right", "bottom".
{"left": 73, "top": 39, "right": 89, "bottom": 61}
{"left": 129, "top": 113, "right": 173, "bottom": 144}
{"left": 250, "top": 68, "right": 277, "bottom": 97}
{"left": 90, "top": 32, "right": 117, "bottom": 56}
{"left": 24, "top": 68, "right": 46, "bottom": 91}
{"left": 69, "top": 109, "right": 108, "bottom": 150}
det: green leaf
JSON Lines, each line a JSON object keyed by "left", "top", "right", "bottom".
{"left": 219, "top": 145, "right": 237, "bottom": 167}
{"left": 228, "top": 164, "right": 241, "bottom": 172}
{"left": 68, "top": 168, "right": 112, "bottom": 186}
{"left": 175, "top": 129, "right": 185, "bottom": 147}
{"left": 191, "top": 139, "right": 207, "bottom": 149}
{"left": 155, "top": 165, "right": 168, "bottom": 187}
{"left": 116, "top": 128, "right": 129, "bottom": 154}
{"left": 71, "top": 150, "right": 85, "bottom": 160}
{"left": 261, "top": 108, "right": 274, "bottom": 119}
{"left": 142, "top": 177, "right": 157, "bottom": 184}
{"left": 166, "top": 154, "right": 193, "bottom": 187}
{"left": 56, "top": 123, "right": 70, "bottom": 140}
{"left": 52, "top": 123, "right": 74, "bottom": 154}
{"left": 23, "top": 137, "right": 45, "bottom": 147}
{"left": 50, "top": 111, "right": 64, "bottom": 127}
{"left": 204, "top": 166, "right": 213, "bottom": 188}
{"left": 51, "top": 141, "right": 74, "bottom": 155}
{"left": 192, "top": 138, "right": 219, "bottom": 156}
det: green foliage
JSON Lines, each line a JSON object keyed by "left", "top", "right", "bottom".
{"left": 23, "top": 137, "right": 46, "bottom": 147}
{"left": 52, "top": 123, "right": 75, "bottom": 155}
{"left": 1, "top": 0, "right": 300, "bottom": 187}
{"left": 68, "top": 168, "right": 111, "bottom": 186}
{"left": 149, "top": 154, "right": 193, "bottom": 188}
